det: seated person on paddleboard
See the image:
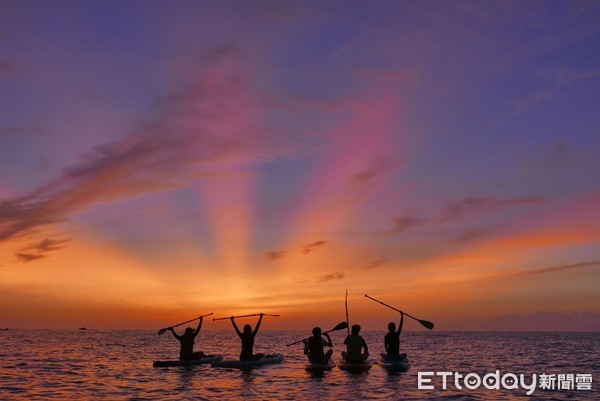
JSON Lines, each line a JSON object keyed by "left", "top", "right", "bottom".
{"left": 168, "top": 316, "right": 205, "bottom": 360}
{"left": 303, "top": 327, "right": 333, "bottom": 364}
{"left": 383, "top": 312, "right": 408, "bottom": 361}
{"left": 342, "top": 324, "right": 369, "bottom": 363}
{"left": 231, "top": 314, "right": 265, "bottom": 361}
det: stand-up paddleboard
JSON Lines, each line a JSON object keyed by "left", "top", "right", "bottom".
{"left": 338, "top": 359, "right": 372, "bottom": 373}
{"left": 211, "top": 353, "right": 284, "bottom": 369}
{"left": 304, "top": 360, "right": 335, "bottom": 372}
{"left": 153, "top": 354, "right": 223, "bottom": 367}
{"left": 378, "top": 355, "right": 411, "bottom": 372}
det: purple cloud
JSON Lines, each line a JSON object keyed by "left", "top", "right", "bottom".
{"left": 387, "top": 216, "right": 424, "bottom": 234}
{"left": 302, "top": 240, "right": 327, "bottom": 254}
{"left": 317, "top": 272, "right": 344, "bottom": 282}
{"left": 452, "top": 227, "right": 495, "bottom": 244}
{"left": 440, "top": 196, "right": 545, "bottom": 222}
{"left": 15, "top": 253, "right": 46, "bottom": 263}
{"left": 352, "top": 157, "right": 395, "bottom": 184}
{"left": 363, "top": 258, "right": 386, "bottom": 270}
{"left": 14, "top": 238, "right": 72, "bottom": 264}
{"left": 265, "top": 251, "right": 286, "bottom": 261}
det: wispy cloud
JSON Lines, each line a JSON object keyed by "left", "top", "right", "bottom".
{"left": 0, "top": 49, "right": 305, "bottom": 252}
{"left": 352, "top": 157, "right": 395, "bottom": 185}
{"left": 20, "top": 238, "right": 72, "bottom": 253}
{"left": 440, "top": 196, "right": 545, "bottom": 222}
{"left": 14, "top": 237, "right": 73, "bottom": 263}
{"left": 363, "top": 258, "right": 386, "bottom": 270}
{"left": 15, "top": 253, "right": 46, "bottom": 263}
{"left": 302, "top": 240, "right": 327, "bottom": 254}
{"left": 386, "top": 216, "right": 424, "bottom": 234}
{"left": 265, "top": 251, "right": 285, "bottom": 261}
{"left": 451, "top": 227, "right": 495, "bottom": 244}
{"left": 509, "top": 260, "right": 600, "bottom": 277}
{"left": 317, "top": 272, "right": 344, "bottom": 282}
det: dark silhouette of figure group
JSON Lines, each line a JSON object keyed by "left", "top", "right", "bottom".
{"left": 167, "top": 313, "right": 408, "bottom": 364}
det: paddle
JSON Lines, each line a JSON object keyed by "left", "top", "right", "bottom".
{"left": 345, "top": 288, "right": 350, "bottom": 336}
{"left": 285, "top": 321, "right": 349, "bottom": 347}
{"left": 365, "top": 294, "right": 435, "bottom": 330}
{"left": 213, "top": 313, "right": 280, "bottom": 321}
{"left": 157, "top": 312, "right": 214, "bottom": 335}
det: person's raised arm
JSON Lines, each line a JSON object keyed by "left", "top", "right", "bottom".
{"left": 231, "top": 317, "right": 242, "bottom": 338}
{"left": 323, "top": 333, "right": 333, "bottom": 347}
{"left": 169, "top": 327, "right": 182, "bottom": 341}
{"left": 193, "top": 316, "right": 203, "bottom": 337}
{"left": 397, "top": 312, "right": 404, "bottom": 338}
{"left": 252, "top": 313, "right": 263, "bottom": 336}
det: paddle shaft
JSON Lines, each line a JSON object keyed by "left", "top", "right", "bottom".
{"left": 158, "top": 312, "right": 213, "bottom": 335}
{"left": 213, "top": 313, "right": 279, "bottom": 321}
{"left": 365, "top": 294, "right": 434, "bottom": 329}
{"left": 285, "top": 322, "right": 347, "bottom": 346}
{"left": 345, "top": 288, "right": 350, "bottom": 336}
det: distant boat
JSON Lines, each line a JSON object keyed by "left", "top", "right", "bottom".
{"left": 78, "top": 327, "right": 88, "bottom": 330}
{"left": 0, "top": 328, "right": 8, "bottom": 331}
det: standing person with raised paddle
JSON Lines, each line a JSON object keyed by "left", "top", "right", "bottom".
{"left": 231, "top": 313, "right": 265, "bottom": 361}
{"left": 303, "top": 327, "right": 333, "bottom": 364}
{"left": 168, "top": 315, "right": 205, "bottom": 361}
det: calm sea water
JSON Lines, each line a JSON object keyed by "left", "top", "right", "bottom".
{"left": 0, "top": 330, "right": 598, "bottom": 400}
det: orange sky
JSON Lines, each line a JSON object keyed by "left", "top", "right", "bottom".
{"left": 1, "top": 1, "right": 599, "bottom": 331}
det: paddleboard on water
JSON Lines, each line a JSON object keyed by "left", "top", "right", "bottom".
{"left": 211, "top": 353, "right": 284, "bottom": 369}
{"left": 304, "top": 360, "right": 335, "bottom": 372}
{"left": 338, "top": 359, "right": 372, "bottom": 373}
{"left": 378, "top": 356, "right": 411, "bottom": 372}
{"left": 153, "top": 354, "right": 223, "bottom": 367}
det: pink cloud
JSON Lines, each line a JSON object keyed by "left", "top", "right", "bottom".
{"left": 0, "top": 49, "right": 296, "bottom": 249}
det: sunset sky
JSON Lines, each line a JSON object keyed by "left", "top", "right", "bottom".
{"left": 1, "top": 1, "right": 599, "bottom": 331}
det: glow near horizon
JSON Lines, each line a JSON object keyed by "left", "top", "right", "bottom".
{"left": 0, "top": 1, "right": 599, "bottom": 330}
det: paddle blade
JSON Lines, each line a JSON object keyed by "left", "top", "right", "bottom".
{"left": 331, "top": 321, "right": 348, "bottom": 332}
{"left": 419, "top": 319, "right": 434, "bottom": 330}
{"left": 157, "top": 328, "right": 168, "bottom": 336}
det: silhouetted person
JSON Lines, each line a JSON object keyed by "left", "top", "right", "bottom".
{"left": 303, "top": 327, "right": 333, "bottom": 364}
{"left": 382, "top": 312, "right": 407, "bottom": 361}
{"left": 342, "top": 324, "right": 369, "bottom": 363}
{"left": 231, "top": 314, "right": 265, "bottom": 361}
{"left": 169, "top": 316, "right": 205, "bottom": 360}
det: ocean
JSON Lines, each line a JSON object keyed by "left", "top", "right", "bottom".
{"left": 0, "top": 330, "right": 598, "bottom": 400}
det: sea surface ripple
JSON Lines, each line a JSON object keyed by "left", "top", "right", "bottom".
{"left": 1, "top": 330, "right": 598, "bottom": 400}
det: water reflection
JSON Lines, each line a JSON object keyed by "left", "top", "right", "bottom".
{"left": 0, "top": 330, "right": 598, "bottom": 400}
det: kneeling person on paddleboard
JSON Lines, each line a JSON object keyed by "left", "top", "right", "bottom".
{"left": 169, "top": 316, "right": 205, "bottom": 360}
{"left": 383, "top": 312, "right": 408, "bottom": 361}
{"left": 303, "top": 327, "right": 333, "bottom": 364}
{"left": 342, "top": 324, "right": 369, "bottom": 363}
